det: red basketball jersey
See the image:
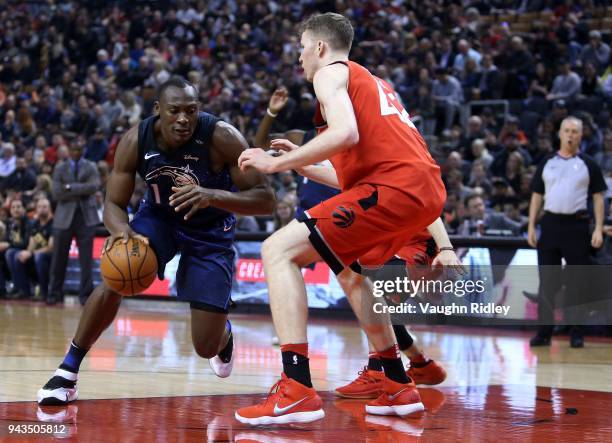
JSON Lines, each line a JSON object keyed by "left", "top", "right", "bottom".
{"left": 323, "top": 61, "right": 444, "bottom": 205}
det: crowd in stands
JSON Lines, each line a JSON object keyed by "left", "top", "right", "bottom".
{"left": 0, "top": 0, "right": 612, "bottom": 297}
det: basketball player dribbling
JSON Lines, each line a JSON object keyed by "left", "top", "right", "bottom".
{"left": 37, "top": 77, "right": 275, "bottom": 405}
{"left": 236, "top": 13, "right": 453, "bottom": 425}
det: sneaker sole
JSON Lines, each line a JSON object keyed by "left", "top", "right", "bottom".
{"left": 393, "top": 402, "right": 425, "bottom": 416}
{"left": 234, "top": 408, "right": 325, "bottom": 425}
{"left": 335, "top": 389, "right": 381, "bottom": 399}
{"left": 365, "top": 405, "right": 395, "bottom": 416}
{"left": 366, "top": 402, "right": 425, "bottom": 417}
{"left": 37, "top": 388, "right": 78, "bottom": 406}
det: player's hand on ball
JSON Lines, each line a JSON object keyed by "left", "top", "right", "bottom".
{"left": 432, "top": 249, "right": 465, "bottom": 275}
{"left": 238, "top": 148, "right": 277, "bottom": 174}
{"left": 170, "top": 185, "right": 216, "bottom": 220}
{"left": 103, "top": 228, "right": 149, "bottom": 254}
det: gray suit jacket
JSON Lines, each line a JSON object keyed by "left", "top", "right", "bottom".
{"left": 51, "top": 159, "right": 101, "bottom": 229}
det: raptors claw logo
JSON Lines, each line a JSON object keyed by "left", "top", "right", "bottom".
{"left": 332, "top": 205, "right": 356, "bottom": 228}
{"left": 145, "top": 165, "right": 200, "bottom": 187}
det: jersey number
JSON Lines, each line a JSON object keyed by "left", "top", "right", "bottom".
{"left": 376, "top": 79, "right": 416, "bottom": 129}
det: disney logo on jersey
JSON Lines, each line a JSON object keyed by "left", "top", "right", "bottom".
{"left": 145, "top": 164, "right": 200, "bottom": 187}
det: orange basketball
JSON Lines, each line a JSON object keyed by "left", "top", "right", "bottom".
{"left": 100, "top": 237, "right": 158, "bottom": 296}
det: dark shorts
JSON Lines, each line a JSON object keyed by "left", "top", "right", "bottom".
{"left": 130, "top": 203, "right": 235, "bottom": 311}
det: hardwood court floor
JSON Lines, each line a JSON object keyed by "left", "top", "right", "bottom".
{"left": 1, "top": 299, "right": 611, "bottom": 442}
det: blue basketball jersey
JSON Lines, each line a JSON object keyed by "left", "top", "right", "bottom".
{"left": 295, "top": 129, "right": 340, "bottom": 218}
{"left": 136, "top": 112, "right": 236, "bottom": 228}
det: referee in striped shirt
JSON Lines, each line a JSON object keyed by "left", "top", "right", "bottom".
{"left": 528, "top": 116, "right": 607, "bottom": 348}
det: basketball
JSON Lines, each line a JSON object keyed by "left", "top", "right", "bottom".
{"left": 100, "top": 237, "right": 157, "bottom": 296}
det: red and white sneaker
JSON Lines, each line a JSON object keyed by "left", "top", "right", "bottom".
{"left": 335, "top": 367, "right": 385, "bottom": 399}
{"left": 407, "top": 360, "right": 447, "bottom": 385}
{"left": 235, "top": 373, "right": 324, "bottom": 425}
{"left": 365, "top": 377, "right": 424, "bottom": 417}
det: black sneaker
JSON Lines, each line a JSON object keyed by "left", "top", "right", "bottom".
{"left": 570, "top": 334, "right": 584, "bottom": 348}
{"left": 37, "top": 369, "right": 79, "bottom": 405}
{"left": 529, "top": 335, "right": 551, "bottom": 347}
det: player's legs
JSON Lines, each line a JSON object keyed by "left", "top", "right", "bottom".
{"left": 37, "top": 283, "right": 123, "bottom": 405}
{"left": 261, "top": 220, "right": 321, "bottom": 346}
{"left": 190, "top": 308, "right": 230, "bottom": 359}
{"left": 173, "top": 223, "right": 236, "bottom": 378}
{"left": 38, "top": 206, "right": 175, "bottom": 405}
{"left": 74, "top": 285, "right": 123, "bottom": 349}
{"left": 235, "top": 220, "right": 325, "bottom": 425}
{"left": 335, "top": 268, "right": 395, "bottom": 351}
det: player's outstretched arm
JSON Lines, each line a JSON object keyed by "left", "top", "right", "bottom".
{"left": 269, "top": 138, "right": 340, "bottom": 189}
{"left": 253, "top": 86, "right": 306, "bottom": 150}
{"left": 103, "top": 127, "right": 148, "bottom": 250}
{"left": 238, "top": 64, "right": 357, "bottom": 173}
{"left": 171, "top": 121, "right": 276, "bottom": 217}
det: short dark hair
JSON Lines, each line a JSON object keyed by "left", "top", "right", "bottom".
{"left": 299, "top": 13, "right": 354, "bottom": 52}
{"left": 157, "top": 76, "right": 197, "bottom": 101}
{"left": 464, "top": 193, "right": 482, "bottom": 207}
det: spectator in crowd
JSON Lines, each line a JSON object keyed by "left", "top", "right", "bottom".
{"left": 547, "top": 60, "right": 582, "bottom": 104}
{"left": 120, "top": 91, "right": 142, "bottom": 128}
{"left": 3, "top": 157, "right": 37, "bottom": 193}
{"left": 528, "top": 62, "right": 553, "bottom": 99}
{"left": 445, "top": 169, "right": 473, "bottom": 201}
{"left": 503, "top": 36, "right": 534, "bottom": 98}
{"left": 11, "top": 198, "right": 53, "bottom": 302}
{"left": 460, "top": 116, "right": 485, "bottom": 160}
{"left": 490, "top": 177, "right": 516, "bottom": 211}
{"left": 446, "top": 151, "right": 471, "bottom": 178}
{"left": 84, "top": 127, "right": 109, "bottom": 162}
{"left": 459, "top": 194, "right": 521, "bottom": 236}
{"left": 2, "top": 199, "right": 30, "bottom": 299}
{"left": 503, "top": 197, "right": 528, "bottom": 234}
{"left": 490, "top": 133, "right": 532, "bottom": 177}
{"left": 437, "top": 38, "right": 456, "bottom": 71}
{"left": 432, "top": 67, "right": 463, "bottom": 132}
{"left": 0, "top": 143, "right": 17, "bottom": 187}
{"left": 275, "top": 171, "right": 297, "bottom": 201}
{"left": 579, "top": 62, "right": 603, "bottom": 98}
{"left": 468, "top": 159, "right": 493, "bottom": 196}
{"left": 475, "top": 54, "right": 502, "bottom": 100}
{"left": 579, "top": 116, "right": 603, "bottom": 156}
{"left": 471, "top": 138, "right": 494, "bottom": 169}
{"left": 101, "top": 85, "right": 125, "bottom": 128}
{"left": 579, "top": 31, "right": 610, "bottom": 74}
{"left": 595, "top": 130, "right": 612, "bottom": 176}
{"left": 453, "top": 39, "right": 482, "bottom": 76}
{"left": 48, "top": 140, "right": 100, "bottom": 305}
{"left": 530, "top": 136, "right": 554, "bottom": 168}
{"left": 504, "top": 151, "right": 526, "bottom": 193}
{"left": 273, "top": 198, "right": 295, "bottom": 232}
